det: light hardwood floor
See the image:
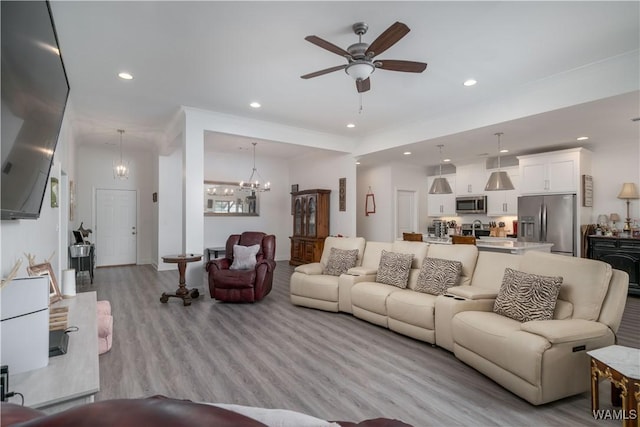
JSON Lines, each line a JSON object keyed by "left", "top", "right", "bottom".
{"left": 80, "top": 262, "right": 638, "bottom": 426}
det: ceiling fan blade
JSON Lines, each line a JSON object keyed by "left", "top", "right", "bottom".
{"left": 365, "top": 22, "right": 410, "bottom": 57}
{"left": 305, "top": 35, "right": 351, "bottom": 58}
{"left": 356, "top": 78, "right": 371, "bottom": 93}
{"left": 301, "top": 65, "right": 347, "bottom": 79}
{"left": 376, "top": 60, "right": 427, "bottom": 73}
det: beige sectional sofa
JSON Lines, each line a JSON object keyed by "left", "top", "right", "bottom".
{"left": 290, "top": 237, "right": 629, "bottom": 405}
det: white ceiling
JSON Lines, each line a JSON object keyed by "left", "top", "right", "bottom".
{"left": 49, "top": 1, "right": 640, "bottom": 167}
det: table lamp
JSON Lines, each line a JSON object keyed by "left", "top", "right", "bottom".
{"left": 609, "top": 213, "right": 620, "bottom": 230}
{"left": 617, "top": 183, "right": 639, "bottom": 231}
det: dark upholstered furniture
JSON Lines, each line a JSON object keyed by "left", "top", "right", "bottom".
{"left": 207, "top": 231, "right": 276, "bottom": 302}
{"left": 1, "top": 396, "right": 413, "bottom": 426}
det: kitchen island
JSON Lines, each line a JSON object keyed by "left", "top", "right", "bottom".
{"left": 424, "top": 236, "right": 553, "bottom": 254}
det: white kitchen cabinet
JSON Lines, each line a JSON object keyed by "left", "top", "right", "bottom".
{"left": 518, "top": 149, "right": 585, "bottom": 194}
{"left": 455, "top": 163, "right": 486, "bottom": 195}
{"left": 427, "top": 174, "right": 456, "bottom": 216}
{"left": 486, "top": 167, "right": 520, "bottom": 216}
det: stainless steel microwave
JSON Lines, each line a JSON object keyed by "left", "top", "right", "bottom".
{"left": 456, "top": 196, "right": 487, "bottom": 214}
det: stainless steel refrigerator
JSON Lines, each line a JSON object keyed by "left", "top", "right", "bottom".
{"left": 517, "top": 194, "right": 576, "bottom": 256}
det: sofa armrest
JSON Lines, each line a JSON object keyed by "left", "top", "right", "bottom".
{"left": 520, "top": 319, "right": 610, "bottom": 344}
{"left": 294, "top": 263, "right": 323, "bottom": 275}
{"left": 208, "top": 258, "right": 230, "bottom": 272}
{"left": 338, "top": 274, "right": 377, "bottom": 313}
{"left": 446, "top": 286, "right": 498, "bottom": 300}
{"left": 346, "top": 266, "right": 378, "bottom": 276}
{"left": 256, "top": 259, "right": 276, "bottom": 273}
{"left": 435, "top": 295, "right": 495, "bottom": 351}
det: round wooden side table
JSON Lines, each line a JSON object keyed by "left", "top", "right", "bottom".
{"left": 160, "top": 254, "right": 202, "bottom": 306}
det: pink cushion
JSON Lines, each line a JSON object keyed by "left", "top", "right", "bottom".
{"left": 98, "top": 315, "right": 113, "bottom": 355}
{"left": 96, "top": 300, "right": 111, "bottom": 316}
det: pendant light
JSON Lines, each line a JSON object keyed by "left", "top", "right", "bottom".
{"left": 429, "top": 144, "right": 452, "bottom": 194}
{"left": 239, "top": 142, "right": 270, "bottom": 192}
{"left": 113, "top": 129, "right": 129, "bottom": 180}
{"left": 485, "top": 132, "right": 514, "bottom": 191}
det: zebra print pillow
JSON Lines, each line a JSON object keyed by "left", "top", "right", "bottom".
{"left": 493, "top": 268, "right": 563, "bottom": 322}
{"left": 415, "top": 257, "right": 463, "bottom": 295}
{"left": 323, "top": 247, "right": 359, "bottom": 276}
{"left": 376, "top": 250, "right": 413, "bottom": 288}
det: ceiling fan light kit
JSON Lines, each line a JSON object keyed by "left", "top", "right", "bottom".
{"left": 302, "top": 21, "right": 427, "bottom": 93}
{"left": 345, "top": 61, "right": 375, "bottom": 81}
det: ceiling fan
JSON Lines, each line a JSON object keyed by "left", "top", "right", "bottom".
{"left": 301, "top": 22, "right": 427, "bottom": 93}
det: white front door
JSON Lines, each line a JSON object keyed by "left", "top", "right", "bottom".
{"left": 96, "top": 189, "right": 137, "bottom": 266}
{"left": 396, "top": 189, "right": 417, "bottom": 239}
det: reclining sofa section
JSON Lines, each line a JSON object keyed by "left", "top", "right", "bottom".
{"left": 289, "top": 237, "right": 629, "bottom": 405}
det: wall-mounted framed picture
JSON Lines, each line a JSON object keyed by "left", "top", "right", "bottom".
{"left": 582, "top": 174, "right": 593, "bottom": 207}
{"left": 339, "top": 178, "right": 346, "bottom": 211}
{"left": 50, "top": 177, "right": 59, "bottom": 208}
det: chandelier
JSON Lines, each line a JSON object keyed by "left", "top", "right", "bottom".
{"left": 239, "top": 142, "right": 270, "bottom": 192}
{"left": 113, "top": 129, "right": 129, "bottom": 180}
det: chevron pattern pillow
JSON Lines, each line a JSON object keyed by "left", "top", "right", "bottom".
{"left": 493, "top": 268, "right": 563, "bottom": 322}
{"left": 375, "top": 250, "right": 413, "bottom": 288}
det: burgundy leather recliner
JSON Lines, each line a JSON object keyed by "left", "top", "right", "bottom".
{"left": 207, "top": 231, "right": 276, "bottom": 302}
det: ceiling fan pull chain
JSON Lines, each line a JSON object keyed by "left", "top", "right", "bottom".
{"left": 359, "top": 93, "right": 363, "bottom": 114}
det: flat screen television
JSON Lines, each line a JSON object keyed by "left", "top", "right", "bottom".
{"left": 1, "top": 0, "right": 70, "bottom": 220}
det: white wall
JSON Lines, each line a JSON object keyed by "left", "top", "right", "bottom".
{"left": 289, "top": 151, "right": 357, "bottom": 238}
{"left": 1, "top": 104, "right": 76, "bottom": 280}
{"left": 591, "top": 140, "right": 640, "bottom": 228}
{"left": 203, "top": 150, "right": 291, "bottom": 261}
{"left": 75, "top": 143, "right": 155, "bottom": 265}
{"left": 356, "top": 163, "right": 429, "bottom": 242}
{"left": 172, "top": 107, "right": 357, "bottom": 266}
{"left": 157, "top": 149, "right": 183, "bottom": 270}
{"left": 357, "top": 164, "right": 393, "bottom": 242}
{"left": 391, "top": 163, "right": 429, "bottom": 239}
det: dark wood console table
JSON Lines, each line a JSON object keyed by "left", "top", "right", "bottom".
{"left": 588, "top": 236, "right": 640, "bottom": 296}
{"left": 160, "top": 254, "right": 202, "bottom": 306}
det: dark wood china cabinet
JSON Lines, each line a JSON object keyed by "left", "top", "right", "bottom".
{"left": 290, "top": 189, "right": 330, "bottom": 266}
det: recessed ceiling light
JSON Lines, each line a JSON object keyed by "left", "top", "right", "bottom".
{"left": 463, "top": 79, "right": 477, "bottom": 87}
{"left": 249, "top": 102, "right": 261, "bottom": 108}
{"left": 118, "top": 72, "right": 133, "bottom": 80}
{"left": 576, "top": 136, "right": 589, "bottom": 141}
{"left": 500, "top": 149, "right": 509, "bottom": 153}
{"left": 403, "top": 151, "right": 411, "bottom": 155}
{"left": 346, "top": 123, "right": 355, "bottom": 128}
{"left": 355, "top": 161, "right": 361, "bottom": 165}
{"left": 443, "top": 158, "right": 451, "bottom": 162}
